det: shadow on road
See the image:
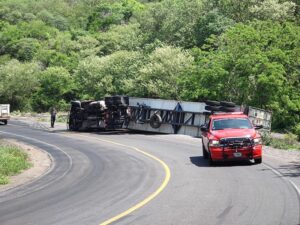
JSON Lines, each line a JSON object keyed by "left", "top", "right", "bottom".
{"left": 90, "top": 129, "right": 170, "bottom": 136}
{"left": 190, "top": 156, "right": 209, "bottom": 167}
{"left": 190, "top": 156, "right": 254, "bottom": 167}
{"left": 278, "top": 163, "right": 300, "bottom": 177}
{"left": 50, "top": 127, "right": 170, "bottom": 135}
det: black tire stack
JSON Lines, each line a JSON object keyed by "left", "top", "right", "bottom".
{"left": 205, "top": 100, "right": 236, "bottom": 113}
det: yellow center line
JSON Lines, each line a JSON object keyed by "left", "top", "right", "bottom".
{"left": 75, "top": 134, "right": 171, "bottom": 225}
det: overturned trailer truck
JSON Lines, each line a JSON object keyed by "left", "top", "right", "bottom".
{"left": 67, "top": 96, "right": 272, "bottom": 136}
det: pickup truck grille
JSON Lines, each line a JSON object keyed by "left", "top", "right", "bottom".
{"left": 219, "top": 137, "right": 253, "bottom": 148}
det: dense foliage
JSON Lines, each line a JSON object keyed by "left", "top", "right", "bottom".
{"left": 0, "top": 0, "right": 299, "bottom": 134}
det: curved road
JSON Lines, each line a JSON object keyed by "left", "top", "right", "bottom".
{"left": 0, "top": 121, "right": 299, "bottom": 225}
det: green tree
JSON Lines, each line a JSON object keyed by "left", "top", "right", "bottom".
{"left": 98, "top": 23, "right": 143, "bottom": 55}
{"left": 137, "top": 45, "right": 194, "bottom": 99}
{"left": 32, "top": 67, "right": 76, "bottom": 111}
{"left": 75, "top": 35, "right": 100, "bottom": 58}
{"left": 203, "top": 0, "right": 258, "bottom": 22}
{"left": 37, "top": 10, "right": 69, "bottom": 31}
{"left": 180, "top": 21, "right": 300, "bottom": 130}
{"left": 137, "top": 0, "right": 203, "bottom": 48}
{"left": 11, "top": 38, "right": 41, "bottom": 61}
{"left": 87, "top": 0, "right": 143, "bottom": 31}
{"left": 0, "top": 60, "right": 41, "bottom": 110}
{"left": 75, "top": 51, "right": 144, "bottom": 99}
{"left": 250, "top": 0, "right": 296, "bottom": 21}
{"left": 194, "top": 9, "right": 234, "bottom": 47}
{"left": 36, "top": 33, "right": 79, "bottom": 70}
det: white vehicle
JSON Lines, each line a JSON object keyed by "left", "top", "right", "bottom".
{"left": 0, "top": 104, "right": 10, "bottom": 125}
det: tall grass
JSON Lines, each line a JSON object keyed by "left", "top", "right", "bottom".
{"left": 0, "top": 142, "right": 32, "bottom": 184}
{"left": 261, "top": 132, "right": 300, "bottom": 151}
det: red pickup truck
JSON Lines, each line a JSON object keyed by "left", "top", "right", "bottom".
{"left": 201, "top": 112, "right": 262, "bottom": 165}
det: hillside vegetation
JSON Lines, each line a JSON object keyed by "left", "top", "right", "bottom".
{"left": 0, "top": 0, "right": 299, "bottom": 135}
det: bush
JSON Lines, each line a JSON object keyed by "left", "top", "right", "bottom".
{"left": 260, "top": 131, "right": 272, "bottom": 145}
{"left": 262, "top": 132, "right": 300, "bottom": 150}
{"left": 293, "top": 124, "right": 300, "bottom": 141}
{"left": 284, "top": 133, "right": 298, "bottom": 145}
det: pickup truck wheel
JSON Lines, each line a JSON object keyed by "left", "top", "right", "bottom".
{"left": 4, "top": 120, "right": 7, "bottom": 125}
{"left": 254, "top": 158, "right": 262, "bottom": 164}
{"left": 208, "top": 152, "right": 214, "bottom": 166}
{"left": 202, "top": 143, "right": 208, "bottom": 159}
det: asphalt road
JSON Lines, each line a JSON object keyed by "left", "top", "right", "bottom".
{"left": 0, "top": 120, "right": 299, "bottom": 225}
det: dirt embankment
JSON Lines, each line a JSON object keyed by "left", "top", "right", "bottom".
{"left": 0, "top": 139, "right": 52, "bottom": 192}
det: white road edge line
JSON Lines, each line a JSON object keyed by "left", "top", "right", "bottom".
{"left": 263, "top": 163, "right": 300, "bottom": 197}
{"left": 0, "top": 130, "right": 73, "bottom": 192}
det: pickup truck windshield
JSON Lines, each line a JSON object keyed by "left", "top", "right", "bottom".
{"left": 212, "top": 118, "right": 252, "bottom": 130}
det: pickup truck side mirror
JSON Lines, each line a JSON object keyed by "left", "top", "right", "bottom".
{"left": 254, "top": 125, "right": 263, "bottom": 130}
{"left": 200, "top": 125, "right": 208, "bottom": 132}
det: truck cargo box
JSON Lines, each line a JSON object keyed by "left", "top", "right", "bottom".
{"left": 0, "top": 104, "right": 10, "bottom": 125}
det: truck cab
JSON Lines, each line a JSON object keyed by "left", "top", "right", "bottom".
{"left": 201, "top": 112, "right": 262, "bottom": 165}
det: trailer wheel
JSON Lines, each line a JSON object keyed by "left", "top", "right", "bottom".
{"left": 150, "top": 113, "right": 162, "bottom": 129}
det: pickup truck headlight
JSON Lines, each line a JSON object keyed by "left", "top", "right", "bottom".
{"left": 253, "top": 138, "right": 262, "bottom": 145}
{"left": 209, "top": 140, "right": 220, "bottom": 147}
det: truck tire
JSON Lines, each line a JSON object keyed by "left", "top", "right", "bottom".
{"left": 69, "top": 118, "right": 81, "bottom": 131}
{"left": 219, "top": 106, "right": 235, "bottom": 112}
{"left": 208, "top": 152, "right": 214, "bottom": 166}
{"left": 4, "top": 120, "right": 7, "bottom": 125}
{"left": 68, "top": 118, "right": 75, "bottom": 131}
{"left": 254, "top": 158, "right": 262, "bottom": 164}
{"left": 205, "top": 105, "right": 220, "bottom": 111}
{"left": 150, "top": 114, "right": 162, "bottom": 129}
{"left": 202, "top": 143, "right": 208, "bottom": 159}
{"left": 220, "top": 101, "right": 235, "bottom": 107}
{"left": 205, "top": 100, "right": 220, "bottom": 106}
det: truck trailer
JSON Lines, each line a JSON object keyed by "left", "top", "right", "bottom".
{"left": 67, "top": 96, "right": 271, "bottom": 137}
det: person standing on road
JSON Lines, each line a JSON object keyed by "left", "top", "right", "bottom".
{"left": 50, "top": 107, "right": 57, "bottom": 128}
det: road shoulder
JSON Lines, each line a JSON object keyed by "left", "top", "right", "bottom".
{"left": 0, "top": 139, "right": 52, "bottom": 192}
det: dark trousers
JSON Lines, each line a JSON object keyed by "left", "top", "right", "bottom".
{"left": 51, "top": 115, "right": 56, "bottom": 128}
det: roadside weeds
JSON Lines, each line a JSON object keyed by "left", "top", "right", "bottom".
{"left": 0, "top": 139, "right": 51, "bottom": 192}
